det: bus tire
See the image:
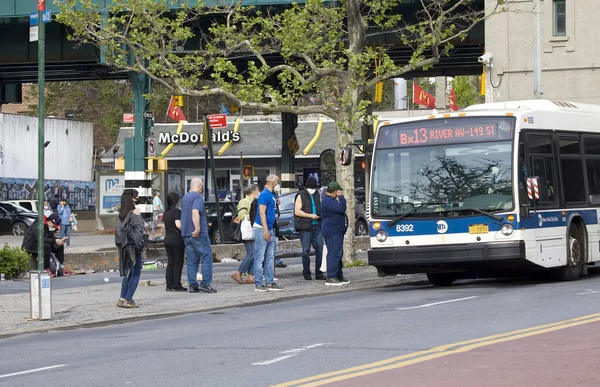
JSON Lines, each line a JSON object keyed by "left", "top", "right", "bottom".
{"left": 426, "top": 273, "right": 455, "bottom": 287}
{"left": 556, "top": 224, "right": 585, "bottom": 281}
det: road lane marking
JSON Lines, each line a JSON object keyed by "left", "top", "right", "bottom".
{"left": 254, "top": 344, "right": 327, "bottom": 366}
{"left": 577, "top": 289, "right": 600, "bottom": 295}
{"left": 396, "top": 296, "right": 479, "bottom": 310}
{"left": 0, "top": 364, "right": 67, "bottom": 379}
{"left": 253, "top": 355, "right": 297, "bottom": 366}
{"left": 272, "top": 312, "right": 600, "bottom": 387}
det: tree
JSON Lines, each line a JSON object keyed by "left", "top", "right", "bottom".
{"left": 451, "top": 75, "right": 484, "bottom": 108}
{"left": 57, "top": 0, "right": 506, "bottom": 263}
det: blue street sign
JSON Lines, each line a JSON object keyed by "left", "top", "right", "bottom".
{"left": 30, "top": 10, "right": 51, "bottom": 26}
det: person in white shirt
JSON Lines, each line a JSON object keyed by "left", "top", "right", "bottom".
{"left": 152, "top": 190, "right": 164, "bottom": 239}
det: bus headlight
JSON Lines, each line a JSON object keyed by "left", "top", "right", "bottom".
{"left": 500, "top": 223, "right": 514, "bottom": 236}
{"left": 375, "top": 230, "right": 388, "bottom": 242}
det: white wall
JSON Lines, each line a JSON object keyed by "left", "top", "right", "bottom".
{"left": 0, "top": 114, "right": 94, "bottom": 181}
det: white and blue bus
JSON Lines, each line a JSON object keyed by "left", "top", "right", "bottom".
{"left": 368, "top": 100, "right": 600, "bottom": 286}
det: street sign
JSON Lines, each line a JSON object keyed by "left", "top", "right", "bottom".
{"left": 143, "top": 111, "right": 154, "bottom": 120}
{"left": 353, "top": 139, "right": 365, "bottom": 145}
{"left": 287, "top": 134, "right": 299, "bottom": 154}
{"left": 29, "top": 26, "right": 39, "bottom": 42}
{"left": 30, "top": 10, "right": 51, "bottom": 26}
{"left": 123, "top": 113, "right": 135, "bottom": 123}
{"left": 148, "top": 138, "right": 156, "bottom": 157}
{"left": 207, "top": 114, "right": 227, "bottom": 128}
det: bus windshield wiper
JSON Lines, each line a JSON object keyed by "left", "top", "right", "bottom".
{"left": 389, "top": 202, "right": 447, "bottom": 226}
{"left": 451, "top": 207, "right": 502, "bottom": 222}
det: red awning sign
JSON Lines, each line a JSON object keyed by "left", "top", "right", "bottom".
{"left": 208, "top": 114, "right": 228, "bottom": 128}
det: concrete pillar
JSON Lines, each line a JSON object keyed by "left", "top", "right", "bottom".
{"left": 435, "top": 76, "right": 447, "bottom": 110}
{"left": 125, "top": 71, "right": 152, "bottom": 215}
{"left": 280, "top": 112, "right": 297, "bottom": 194}
{"left": 393, "top": 78, "right": 407, "bottom": 110}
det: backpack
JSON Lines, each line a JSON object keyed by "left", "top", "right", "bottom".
{"left": 48, "top": 253, "right": 64, "bottom": 277}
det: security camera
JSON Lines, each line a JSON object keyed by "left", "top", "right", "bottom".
{"left": 478, "top": 53, "right": 493, "bottom": 63}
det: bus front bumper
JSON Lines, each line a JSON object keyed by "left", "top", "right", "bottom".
{"left": 368, "top": 241, "right": 527, "bottom": 275}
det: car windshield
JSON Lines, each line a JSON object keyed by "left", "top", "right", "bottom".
{"left": 279, "top": 194, "right": 296, "bottom": 212}
{"left": 0, "top": 203, "right": 33, "bottom": 213}
{"left": 372, "top": 117, "right": 515, "bottom": 218}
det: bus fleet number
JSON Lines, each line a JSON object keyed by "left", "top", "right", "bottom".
{"left": 396, "top": 224, "right": 414, "bottom": 232}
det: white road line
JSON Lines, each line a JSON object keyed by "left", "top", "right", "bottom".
{"left": 397, "top": 296, "right": 480, "bottom": 310}
{"left": 0, "top": 364, "right": 67, "bottom": 379}
{"left": 577, "top": 289, "right": 600, "bottom": 295}
{"left": 252, "top": 355, "right": 297, "bottom": 366}
{"left": 280, "top": 343, "right": 325, "bottom": 354}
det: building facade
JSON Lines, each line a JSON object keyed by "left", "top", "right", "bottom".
{"left": 485, "top": 0, "right": 600, "bottom": 104}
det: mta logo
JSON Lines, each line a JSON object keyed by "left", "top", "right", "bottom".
{"left": 436, "top": 220, "right": 448, "bottom": 234}
{"left": 105, "top": 179, "right": 120, "bottom": 191}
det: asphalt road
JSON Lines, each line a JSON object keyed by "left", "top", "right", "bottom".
{"left": 3, "top": 269, "right": 600, "bottom": 386}
{"left": 0, "top": 257, "right": 303, "bottom": 295}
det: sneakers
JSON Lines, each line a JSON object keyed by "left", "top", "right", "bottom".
{"left": 255, "top": 285, "right": 269, "bottom": 292}
{"left": 116, "top": 298, "right": 126, "bottom": 307}
{"left": 124, "top": 300, "right": 139, "bottom": 308}
{"left": 275, "top": 262, "right": 287, "bottom": 268}
{"left": 338, "top": 277, "right": 351, "bottom": 285}
{"left": 188, "top": 286, "right": 200, "bottom": 293}
{"left": 315, "top": 271, "right": 327, "bottom": 280}
{"left": 198, "top": 284, "right": 217, "bottom": 293}
{"left": 303, "top": 273, "right": 312, "bottom": 280}
{"left": 267, "top": 283, "right": 283, "bottom": 291}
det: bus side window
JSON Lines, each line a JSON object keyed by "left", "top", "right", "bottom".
{"left": 532, "top": 157, "right": 557, "bottom": 202}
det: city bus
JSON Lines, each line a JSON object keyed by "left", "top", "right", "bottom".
{"left": 367, "top": 100, "right": 600, "bottom": 286}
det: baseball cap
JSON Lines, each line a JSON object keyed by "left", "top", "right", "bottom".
{"left": 46, "top": 214, "right": 61, "bottom": 225}
{"left": 327, "top": 181, "right": 343, "bottom": 193}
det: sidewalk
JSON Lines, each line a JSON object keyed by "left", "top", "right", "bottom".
{"left": 0, "top": 264, "right": 424, "bottom": 339}
{"left": 0, "top": 233, "right": 115, "bottom": 254}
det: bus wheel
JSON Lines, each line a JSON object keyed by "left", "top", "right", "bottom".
{"left": 556, "top": 225, "right": 584, "bottom": 281}
{"left": 426, "top": 273, "right": 455, "bottom": 287}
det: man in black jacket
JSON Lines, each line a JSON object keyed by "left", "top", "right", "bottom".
{"left": 294, "top": 176, "right": 325, "bottom": 280}
{"left": 22, "top": 214, "right": 66, "bottom": 272}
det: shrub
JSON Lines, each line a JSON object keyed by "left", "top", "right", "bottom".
{"left": 0, "top": 243, "right": 31, "bottom": 279}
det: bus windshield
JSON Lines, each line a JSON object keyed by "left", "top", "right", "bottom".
{"left": 371, "top": 117, "right": 515, "bottom": 218}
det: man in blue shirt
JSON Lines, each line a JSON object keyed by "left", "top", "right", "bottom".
{"left": 181, "top": 177, "right": 216, "bottom": 293}
{"left": 321, "top": 181, "right": 350, "bottom": 286}
{"left": 252, "top": 174, "right": 283, "bottom": 292}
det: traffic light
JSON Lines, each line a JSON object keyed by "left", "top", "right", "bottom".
{"left": 173, "top": 95, "right": 184, "bottom": 107}
{"left": 340, "top": 147, "right": 353, "bottom": 166}
{"left": 243, "top": 165, "right": 255, "bottom": 178}
{"left": 374, "top": 82, "right": 384, "bottom": 103}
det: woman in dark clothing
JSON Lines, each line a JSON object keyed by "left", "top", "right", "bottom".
{"left": 163, "top": 192, "right": 187, "bottom": 292}
{"left": 115, "top": 193, "right": 145, "bottom": 308}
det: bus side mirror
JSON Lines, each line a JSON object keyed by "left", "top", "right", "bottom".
{"left": 340, "top": 147, "right": 353, "bottom": 166}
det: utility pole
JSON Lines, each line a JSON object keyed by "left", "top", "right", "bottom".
{"left": 534, "top": 0, "right": 543, "bottom": 98}
{"left": 36, "top": 0, "right": 46, "bottom": 273}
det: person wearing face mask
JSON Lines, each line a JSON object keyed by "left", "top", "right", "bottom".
{"left": 273, "top": 183, "right": 286, "bottom": 269}
{"left": 21, "top": 214, "right": 68, "bottom": 275}
{"left": 321, "top": 182, "right": 350, "bottom": 286}
{"left": 231, "top": 184, "right": 260, "bottom": 284}
{"left": 294, "top": 176, "right": 325, "bottom": 280}
{"left": 43, "top": 201, "right": 53, "bottom": 217}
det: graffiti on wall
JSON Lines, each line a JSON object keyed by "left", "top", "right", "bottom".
{"left": 0, "top": 178, "right": 96, "bottom": 211}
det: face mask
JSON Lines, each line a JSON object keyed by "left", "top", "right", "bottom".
{"left": 274, "top": 184, "right": 281, "bottom": 193}
{"left": 306, "top": 188, "right": 316, "bottom": 195}
{"left": 48, "top": 225, "right": 56, "bottom": 232}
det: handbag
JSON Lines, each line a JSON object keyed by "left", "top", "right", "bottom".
{"left": 241, "top": 216, "right": 253, "bottom": 241}
{"left": 231, "top": 220, "right": 242, "bottom": 242}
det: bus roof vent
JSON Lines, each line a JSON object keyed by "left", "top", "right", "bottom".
{"left": 551, "top": 100, "right": 579, "bottom": 108}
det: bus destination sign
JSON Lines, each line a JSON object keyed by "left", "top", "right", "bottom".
{"left": 378, "top": 117, "right": 514, "bottom": 148}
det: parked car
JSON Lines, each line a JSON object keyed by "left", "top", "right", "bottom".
{"left": 0, "top": 202, "right": 37, "bottom": 236}
{"left": 277, "top": 190, "right": 369, "bottom": 238}
{"left": 205, "top": 201, "right": 238, "bottom": 244}
{"left": 1, "top": 200, "right": 39, "bottom": 213}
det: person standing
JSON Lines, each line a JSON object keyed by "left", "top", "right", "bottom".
{"left": 252, "top": 175, "right": 283, "bottom": 292}
{"left": 152, "top": 190, "right": 164, "bottom": 239}
{"left": 273, "top": 184, "right": 286, "bottom": 269}
{"left": 43, "top": 201, "right": 53, "bottom": 217}
{"left": 321, "top": 182, "right": 350, "bottom": 286}
{"left": 294, "top": 176, "right": 325, "bottom": 280}
{"left": 181, "top": 178, "right": 217, "bottom": 293}
{"left": 57, "top": 199, "right": 72, "bottom": 249}
{"left": 163, "top": 192, "right": 187, "bottom": 292}
{"left": 231, "top": 185, "right": 259, "bottom": 285}
{"left": 49, "top": 194, "right": 59, "bottom": 216}
{"left": 115, "top": 193, "right": 145, "bottom": 308}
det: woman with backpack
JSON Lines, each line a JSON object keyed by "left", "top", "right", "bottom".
{"left": 231, "top": 184, "right": 259, "bottom": 284}
{"left": 115, "top": 192, "right": 146, "bottom": 308}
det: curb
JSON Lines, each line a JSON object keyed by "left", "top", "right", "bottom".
{"left": 0, "top": 275, "right": 427, "bottom": 340}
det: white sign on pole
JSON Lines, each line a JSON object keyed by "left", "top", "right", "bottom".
{"left": 29, "top": 26, "right": 39, "bottom": 42}
{"left": 148, "top": 138, "right": 156, "bottom": 157}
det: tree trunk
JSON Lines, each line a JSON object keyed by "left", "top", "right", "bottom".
{"left": 335, "top": 122, "right": 356, "bottom": 264}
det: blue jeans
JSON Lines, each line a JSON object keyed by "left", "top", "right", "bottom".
{"left": 299, "top": 224, "right": 324, "bottom": 275}
{"left": 238, "top": 240, "right": 255, "bottom": 275}
{"left": 253, "top": 227, "right": 275, "bottom": 287}
{"left": 324, "top": 233, "right": 344, "bottom": 280}
{"left": 274, "top": 238, "right": 281, "bottom": 265}
{"left": 120, "top": 251, "right": 142, "bottom": 301}
{"left": 60, "top": 224, "right": 71, "bottom": 247}
{"left": 184, "top": 233, "right": 213, "bottom": 287}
